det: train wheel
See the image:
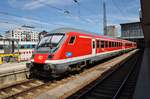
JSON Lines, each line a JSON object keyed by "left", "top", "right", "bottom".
{"left": 28, "top": 73, "right": 36, "bottom": 79}
{"left": 26, "top": 70, "right": 36, "bottom": 79}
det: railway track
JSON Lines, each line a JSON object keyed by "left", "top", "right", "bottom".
{"left": 0, "top": 74, "right": 78, "bottom": 99}
{"left": 0, "top": 50, "right": 139, "bottom": 99}
{"left": 0, "top": 79, "right": 44, "bottom": 99}
{"left": 68, "top": 51, "right": 143, "bottom": 99}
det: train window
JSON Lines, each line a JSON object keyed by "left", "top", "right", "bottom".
{"left": 109, "top": 42, "right": 111, "bottom": 47}
{"left": 69, "top": 36, "right": 76, "bottom": 44}
{"left": 32, "top": 45, "right": 36, "bottom": 48}
{"left": 51, "top": 35, "right": 64, "bottom": 44}
{"left": 30, "top": 45, "right": 32, "bottom": 49}
{"left": 96, "top": 40, "right": 100, "bottom": 48}
{"left": 0, "top": 45, "right": 3, "bottom": 49}
{"left": 117, "top": 42, "right": 119, "bottom": 47}
{"left": 101, "top": 41, "right": 105, "bottom": 48}
{"left": 93, "top": 41, "right": 95, "bottom": 48}
{"left": 18, "top": 45, "right": 21, "bottom": 49}
{"left": 112, "top": 42, "right": 114, "bottom": 47}
{"left": 113, "top": 42, "right": 115, "bottom": 47}
{"left": 24, "top": 45, "right": 27, "bottom": 49}
{"left": 105, "top": 41, "right": 108, "bottom": 48}
{"left": 21, "top": 45, "right": 24, "bottom": 49}
{"left": 27, "top": 45, "right": 30, "bottom": 48}
{"left": 38, "top": 34, "right": 64, "bottom": 48}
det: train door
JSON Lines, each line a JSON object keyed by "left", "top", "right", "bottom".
{"left": 92, "top": 39, "right": 96, "bottom": 56}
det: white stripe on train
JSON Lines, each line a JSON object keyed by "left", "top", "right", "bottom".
{"left": 31, "top": 47, "right": 134, "bottom": 64}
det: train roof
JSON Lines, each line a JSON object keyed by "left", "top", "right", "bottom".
{"left": 49, "top": 27, "right": 135, "bottom": 43}
{"left": 50, "top": 28, "right": 117, "bottom": 39}
{"left": 50, "top": 27, "right": 97, "bottom": 34}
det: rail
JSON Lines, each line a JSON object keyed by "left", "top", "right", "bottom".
{"left": 0, "top": 50, "right": 139, "bottom": 99}
{"left": 68, "top": 50, "right": 142, "bottom": 99}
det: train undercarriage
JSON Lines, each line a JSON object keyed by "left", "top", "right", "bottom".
{"left": 26, "top": 49, "right": 133, "bottom": 79}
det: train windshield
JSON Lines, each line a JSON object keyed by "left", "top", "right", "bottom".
{"left": 37, "top": 34, "right": 64, "bottom": 52}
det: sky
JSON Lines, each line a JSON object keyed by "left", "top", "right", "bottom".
{"left": 0, "top": 0, "right": 141, "bottom": 36}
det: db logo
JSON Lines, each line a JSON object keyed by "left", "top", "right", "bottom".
{"left": 38, "top": 56, "right": 43, "bottom": 60}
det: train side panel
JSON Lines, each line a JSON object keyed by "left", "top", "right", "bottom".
{"left": 53, "top": 32, "right": 92, "bottom": 60}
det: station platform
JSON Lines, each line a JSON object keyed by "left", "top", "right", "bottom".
{"left": 0, "top": 62, "right": 26, "bottom": 74}
{"left": 133, "top": 48, "right": 150, "bottom": 99}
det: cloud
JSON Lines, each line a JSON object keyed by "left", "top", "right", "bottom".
{"left": 23, "top": 0, "right": 73, "bottom": 10}
{"left": 0, "top": 10, "right": 99, "bottom": 33}
{"left": 0, "top": 21, "right": 20, "bottom": 30}
{"left": 0, "top": 13, "right": 68, "bottom": 33}
{"left": 2, "top": 14, "right": 66, "bottom": 26}
{"left": 65, "top": 14, "right": 97, "bottom": 25}
{"left": 107, "top": 12, "right": 140, "bottom": 25}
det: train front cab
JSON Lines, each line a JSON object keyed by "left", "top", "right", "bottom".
{"left": 27, "top": 33, "right": 66, "bottom": 78}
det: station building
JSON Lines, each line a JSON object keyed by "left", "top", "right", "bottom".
{"left": 105, "top": 25, "right": 117, "bottom": 37}
{"left": 120, "top": 22, "right": 144, "bottom": 49}
{"left": 5, "top": 25, "right": 39, "bottom": 42}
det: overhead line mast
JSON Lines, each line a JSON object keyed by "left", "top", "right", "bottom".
{"left": 103, "top": 0, "right": 107, "bottom": 35}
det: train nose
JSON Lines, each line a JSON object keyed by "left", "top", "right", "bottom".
{"left": 34, "top": 54, "right": 49, "bottom": 63}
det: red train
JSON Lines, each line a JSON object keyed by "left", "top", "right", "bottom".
{"left": 26, "top": 28, "right": 137, "bottom": 78}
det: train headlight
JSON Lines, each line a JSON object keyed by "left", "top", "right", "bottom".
{"left": 43, "top": 64, "right": 50, "bottom": 70}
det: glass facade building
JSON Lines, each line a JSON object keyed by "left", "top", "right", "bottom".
{"left": 120, "top": 22, "right": 144, "bottom": 38}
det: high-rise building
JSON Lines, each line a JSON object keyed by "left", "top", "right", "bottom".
{"left": 5, "top": 25, "right": 39, "bottom": 42}
{"left": 105, "top": 25, "right": 117, "bottom": 37}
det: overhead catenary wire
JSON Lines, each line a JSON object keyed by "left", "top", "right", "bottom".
{"left": 38, "top": 0, "right": 97, "bottom": 25}
{"left": 73, "top": 0, "right": 100, "bottom": 25}
{"left": 73, "top": 0, "right": 98, "bottom": 17}
{"left": 0, "top": 0, "right": 99, "bottom": 32}
{"left": 0, "top": 11, "right": 67, "bottom": 32}
{"left": 0, "top": 20, "right": 54, "bottom": 31}
{"left": 0, "top": 11, "right": 66, "bottom": 27}
{"left": 111, "top": 0, "right": 129, "bottom": 21}
{"left": 73, "top": 0, "right": 81, "bottom": 17}
{"left": 0, "top": 12, "right": 88, "bottom": 31}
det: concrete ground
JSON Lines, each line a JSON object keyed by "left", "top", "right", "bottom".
{"left": 0, "top": 62, "right": 27, "bottom": 74}
{"left": 133, "top": 48, "right": 150, "bottom": 99}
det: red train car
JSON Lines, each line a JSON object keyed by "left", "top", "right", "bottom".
{"left": 27, "top": 28, "right": 137, "bottom": 77}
